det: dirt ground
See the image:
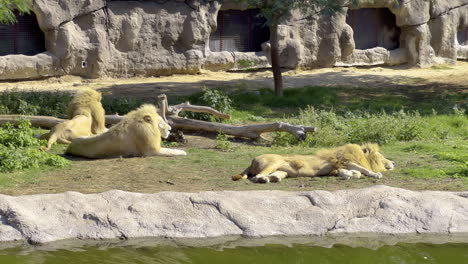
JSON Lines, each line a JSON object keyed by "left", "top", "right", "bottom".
{"left": 2, "top": 135, "right": 466, "bottom": 196}
{"left": 1, "top": 62, "right": 468, "bottom": 98}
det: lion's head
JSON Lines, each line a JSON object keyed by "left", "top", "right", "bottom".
{"left": 156, "top": 115, "right": 171, "bottom": 139}
{"left": 117, "top": 104, "right": 171, "bottom": 141}
{"left": 361, "top": 143, "right": 395, "bottom": 172}
{"left": 321, "top": 143, "right": 395, "bottom": 173}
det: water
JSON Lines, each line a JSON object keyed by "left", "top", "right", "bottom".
{"left": 0, "top": 242, "right": 467, "bottom": 264}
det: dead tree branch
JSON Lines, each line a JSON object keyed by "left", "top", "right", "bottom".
{"left": 0, "top": 94, "right": 317, "bottom": 140}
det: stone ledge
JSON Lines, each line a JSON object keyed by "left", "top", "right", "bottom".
{"left": 0, "top": 185, "right": 467, "bottom": 244}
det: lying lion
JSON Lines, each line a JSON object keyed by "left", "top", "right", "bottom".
{"left": 66, "top": 104, "right": 187, "bottom": 158}
{"left": 40, "top": 89, "right": 107, "bottom": 151}
{"left": 232, "top": 143, "right": 394, "bottom": 183}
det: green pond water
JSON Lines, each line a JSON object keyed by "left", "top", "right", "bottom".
{"left": 0, "top": 243, "right": 467, "bottom": 264}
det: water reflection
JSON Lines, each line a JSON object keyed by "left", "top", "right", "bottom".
{"left": 0, "top": 241, "right": 467, "bottom": 264}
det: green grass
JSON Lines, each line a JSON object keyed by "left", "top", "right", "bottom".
{"left": 430, "top": 65, "right": 454, "bottom": 70}
{"left": 1, "top": 85, "right": 466, "bottom": 117}
{"left": 386, "top": 140, "right": 467, "bottom": 179}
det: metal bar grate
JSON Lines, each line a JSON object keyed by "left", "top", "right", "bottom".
{"left": 209, "top": 9, "right": 269, "bottom": 52}
{"left": 0, "top": 12, "right": 45, "bottom": 56}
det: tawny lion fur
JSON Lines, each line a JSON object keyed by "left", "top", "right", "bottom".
{"left": 66, "top": 104, "right": 187, "bottom": 158}
{"left": 40, "top": 89, "right": 107, "bottom": 151}
{"left": 232, "top": 143, "right": 394, "bottom": 183}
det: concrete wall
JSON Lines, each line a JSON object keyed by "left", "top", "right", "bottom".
{"left": 1, "top": 0, "right": 468, "bottom": 80}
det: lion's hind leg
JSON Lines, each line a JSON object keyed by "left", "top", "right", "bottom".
{"left": 251, "top": 164, "right": 282, "bottom": 184}
{"left": 232, "top": 166, "right": 250, "bottom": 181}
{"left": 268, "top": 171, "right": 288, "bottom": 183}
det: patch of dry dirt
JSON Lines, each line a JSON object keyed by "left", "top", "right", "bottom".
{"left": 1, "top": 62, "right": 467, "bottom": 99}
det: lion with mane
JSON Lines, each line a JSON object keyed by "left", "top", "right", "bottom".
{"left": 66, "top": 104, "right": 187, "bottom": 158}
{"left": 232, "top": 143, "right": 394, "bottom": 183}
{"left": 40, "top": 88, "right": 107, "bottom": 151}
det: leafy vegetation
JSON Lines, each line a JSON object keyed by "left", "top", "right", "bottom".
{"left": 237, "top": 59, "right": 257, "bottom": 70}
{"left": 215, "top": 131, "right": 235, "bottom": 152}
{"left": 0, "top": 120, "right": 69, "bottom": 172}
{"left": 0, "top": 89, "right": 72, "bottom": 117}
{"left": 0, "top": 0, "right": 31, "bottom": 24}
{"left": 182, "top": 88, "right": 233, "bottom": 122}
{"left": 271, "top": 108, "right": 466, "bottom": 147}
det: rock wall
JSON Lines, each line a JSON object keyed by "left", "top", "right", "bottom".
{"left": 0, "top": 0, "right": 468, "bottom": 80}
{"left": 0, "top": 185, "right": 467, "bottom": 245}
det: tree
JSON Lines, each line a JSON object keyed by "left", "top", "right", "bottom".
{"left": 235, "top": 0, "right": 346, "bottom": 96}
{"left": 0, "top": 0, "right": 31, "bottom": 24}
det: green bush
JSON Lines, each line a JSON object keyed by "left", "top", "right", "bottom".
{"left": 0, "top": 146, "right": 69, "bottom": 172}
{"left": 0, "top": 119, "right": 41, "bottom": 148}
{"left": 0, "top": 89, "right": 71, "bottom": 116}
{"left": 273, "top": 107, "right": 435, "bottom": 147}
{"left": 0, "top": 120, "right": 70, "bottom": 172}
{"left": 101, "top": 96, "right": 143, "bottom": 115}
{"left": 0, "top": 90, "right": 146, "bottom": 117}
{"left": 183, "top": 89, "right": 233, "bottom": 122}
{"left": 215, "top": 131, "right": 234, "bottom": 152}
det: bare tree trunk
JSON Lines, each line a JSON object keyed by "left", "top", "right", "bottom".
{"left": 270, "top": 22, "right": 284, "bottom": 97}
{"left": 0, "top": 95, "right": 317, "bottom": 141}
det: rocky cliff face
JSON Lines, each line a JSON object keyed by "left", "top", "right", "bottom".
{"left": 0, "top": 0, "right": 467, "bottom": 80}
{"left": 0, "top": 185, "right": 467, "bottom": 244}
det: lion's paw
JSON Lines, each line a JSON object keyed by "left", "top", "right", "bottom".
{"left": 269, "top": 175, "right": 281, "bottom": 183}
{"left": 350, "top": 170, "right": 361, "bottom": 179}
{"left": 173, "top": 149, "right": 187, "bottom": 156}
{"left": 371, "top": 172, "right": 383, "bottom": 179}
{"left": 252, "top": 176, "right": 270, "bottom": 184}
{"left": 338, "top": 169, "right": 352, "bottom": 180}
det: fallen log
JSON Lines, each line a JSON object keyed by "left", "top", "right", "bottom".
{"left": 0, "top": 115, "right": 63, "bottom": 128}
{"left": 0, "top": 94, "right": 317, "bottom": 140}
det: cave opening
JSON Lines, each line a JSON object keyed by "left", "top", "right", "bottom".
{"left": 457, "top": 27, "right": 468, "bottom": 46}
{"left": 0, "top": 12, "right": 46, "bottom": 56}
{"left": 346, "top": 8, "right": 400, "bottom": 50}
{"left": 209, "top": 9, "right": 270, "bottom": 52}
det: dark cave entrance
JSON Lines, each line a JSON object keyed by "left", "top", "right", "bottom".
{"left": 209, "top": 9, "right": 270, "bottom": 52}
{"left": 346, "top": 8, "right": 400, "bottom": 50}
{"left": 0, "top": 12, "right": 46, "bottom": 56}
{"left": 458, "top": 27, "right": 468, "bottom": 45}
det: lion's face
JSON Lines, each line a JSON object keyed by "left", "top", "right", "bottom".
{"left": 362, "top": 144, "right": 395, "bottom": 172}
{"left": 156, "top": 116, "right": 171, "bottom": 139}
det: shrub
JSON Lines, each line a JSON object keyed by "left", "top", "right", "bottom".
{"left": 0, "top": 120, "right": 70, "bottom": 172}
{"left": 0, "top": 89, "right": 71, "bottom": 117}
{"left": 215, "top": 131, "right": 234, "bottom": 152}
{"left": 101, "top": 96, "right": 143, "bottom": 115}
{"left": 274, "top": 107, "right": 429, "bottom": 147}
{"left": 0, "top": 90, "right": 146, "bottom": 117}
{"left": 183, "top": 89, "right": 233, "bottom": 122}
{"left": 0, "top": 119, "right": 41, "bottom": 148}
{"left": 0, "top": 147, "right": 69, "bottom": 172}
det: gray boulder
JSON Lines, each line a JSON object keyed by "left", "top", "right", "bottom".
{"left": 0, "top": 185, "right": 467, "bottom": 245}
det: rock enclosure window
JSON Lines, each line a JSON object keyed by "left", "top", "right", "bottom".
{"left": 457, "top": 28, "right": 468, "bottom": 45}
{"left": 346, "top": 8, "right": 400, "bottom": 50}
{"left": 0, "top": 12, "right": 45, "bottom": 56}
{"left": 209, "top": 9, "right": 269, "bottom": 52}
